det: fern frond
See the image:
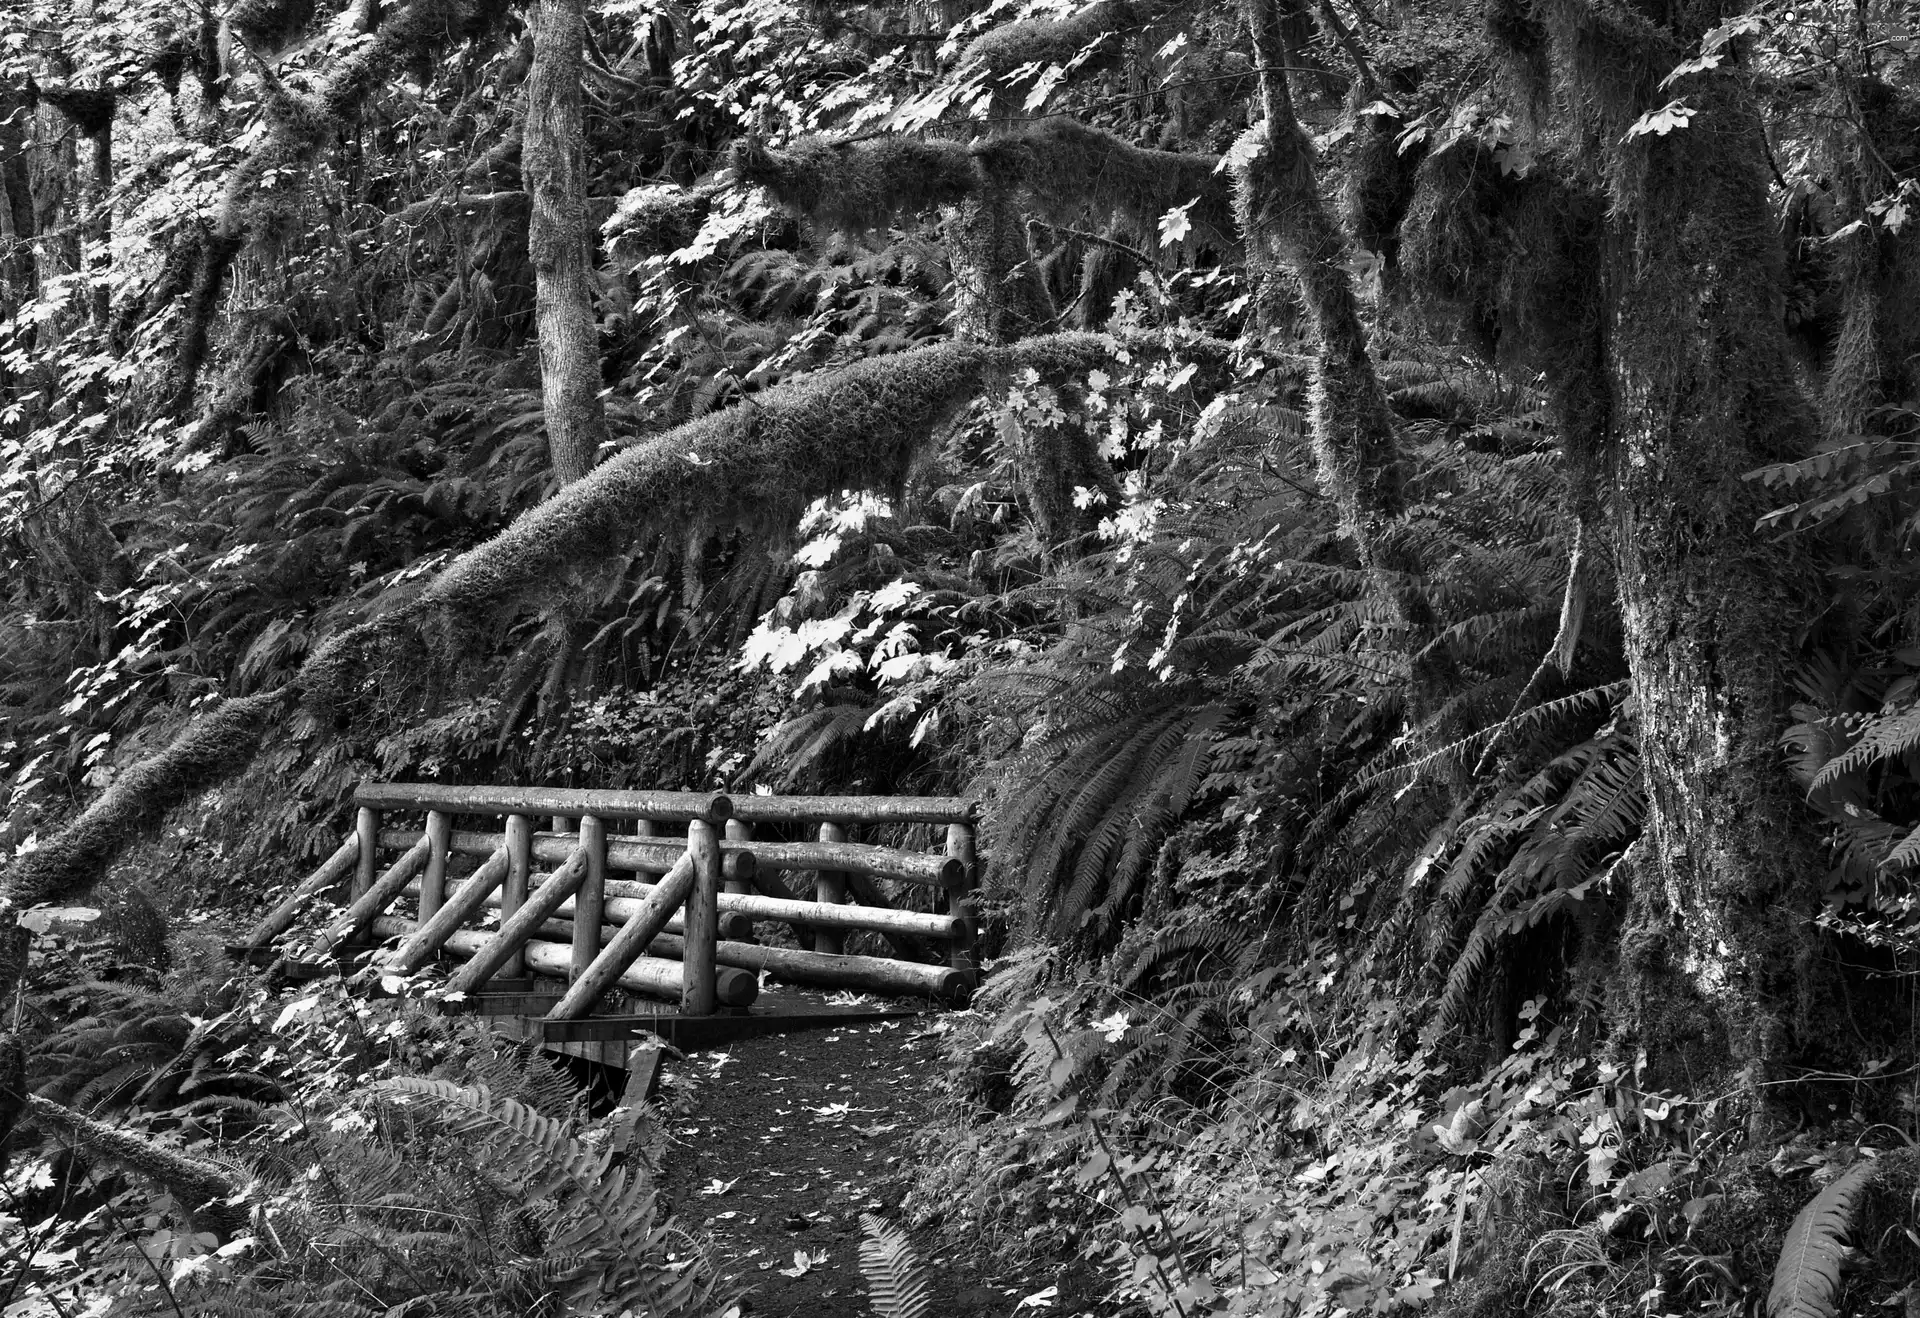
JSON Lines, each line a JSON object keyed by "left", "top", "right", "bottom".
{"left": 1766, "top": 1159, "right": 1879, "bottom": 1318}
{"left": 1812, "top": 703, "right": 1920, "bottom": 788}
{"left": 858, "top": 1214, "right": 934, "bottom": 1318}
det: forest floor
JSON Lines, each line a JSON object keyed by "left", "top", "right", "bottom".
{"left": 647, "top": 995, "right": 1097, "bottom": 1317}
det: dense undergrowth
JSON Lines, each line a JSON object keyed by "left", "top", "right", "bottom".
{"left": 5, "top": 0, "right": 1920, "bottom": 1310}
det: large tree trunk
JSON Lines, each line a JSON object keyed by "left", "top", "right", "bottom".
{"left": 524, "top": 0, "right": 610, "bottom": 484}
{"left": 1536, "top": 0, "right": 1827, "bottom": 1098}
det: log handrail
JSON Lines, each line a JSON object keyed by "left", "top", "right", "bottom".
{"left": 444, "top": 844, "right": 592, "bottom": 995}
{"left": 405, "top": 872, "right": 968, "bottom": 940}
{"left": 727, "top": 793, "right": 978, "bottom": 825}
{"left": 241, "top": 834, "right": 358, "bottom": 947}
{"left": 381, "top": 848, "right": 510, "bottom": 975}
{"left": 377, "top": 827, "right": 962, "bottom": 888}
{"left": 354, "top": 780, "right": 977, "bottom": 824}
{"left": 356, "top": 782, "right": 733, "bottom": 822}
{"left": 298, "top": 835, "right": 433, "bottom": 962}
{"left": 370, "top": 917, "right": 758, "bottom": 1007}
{"left": 548, "top": 852, "right": 698, "bottom": 1020}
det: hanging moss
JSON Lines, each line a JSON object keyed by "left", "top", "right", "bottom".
{"left": 1344, "top": 97, "right": 1427, "bottom": 269}
{"left": 148, "top": 32, "right": 191, "bottom": 98}
{"left": 228, "top": 0, "right": 317, "bottom": 55}
{"left": 1159, "top": 43, "right": 1255, "bottom": 152}
{"left": 731, "top": 136, "right": 978, "bottom": 232}
{"left": 161, "top": 0, "right": 505, "bottom": 410}
{"left": 169, "top": 231, "right": 247, "bottom": 415}
{"left": 35, "top": 84, "right": 115, "bottom": 137}
{"left": 961, "top": 0, "right": 1140, "bottom": 82}
{"left": 1400, "top": 139, "right": 1608, "bottom": 486}
{"left": 977, "top": 120, "right": 1237, "bottom": 254}
{"left": 1232, "top": 118, "right": 1405, "bottom": 541}
{"left": 1818, "top": 77, "right": 1920, "bottom": 441}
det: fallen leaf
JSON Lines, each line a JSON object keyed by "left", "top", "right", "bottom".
{"left": 777, "top": 1248, "right": 827, "bottom": 1278}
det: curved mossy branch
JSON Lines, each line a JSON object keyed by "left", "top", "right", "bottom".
{"left": 735, "top": 131, "right": 1166, "bottom": 539}
{"left": 170, "top": 0, "right": 506, "bottom": 412}
{"left": 958, "top": 0, "right": 1179, "bottom": 118}
{"left": 413, "top": 333, "right": 1110, "bottom": 625}
{"left": 25, "top": 1094, "right": 249, "bottom": 1236}
{"left": 730, "top": 136, "right": 978, "bottom": 233}
{"left": 732, "top": 122, "right": 1234, "bottom": 254}
{"left": 0, "top": 334, "right": 1111, "bottom": 992}
{"left": 980, "top": 119, "right": 1238, "bottom": 253}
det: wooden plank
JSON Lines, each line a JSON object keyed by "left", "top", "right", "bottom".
{"left": 446, "top": 991, "right": 566, "bottom": 1016}
{"left": 611, "top": 1045, "right": 663, "bottom": 1154}
{"left": 355, "top": 781, "right": 733, "bottom": 823}
{"left": 491, "top": 1014, "right": 630, "bottom": 1068}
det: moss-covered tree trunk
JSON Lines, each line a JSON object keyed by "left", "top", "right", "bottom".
{"left": 1536, "top": 2, "right": 1828, "bottom": 1098}
{"left": 1235, "top": 0, "right": 1406, "bottom": 562}
{"left": 524, "top": 0, "right": 609, "bottom": 484}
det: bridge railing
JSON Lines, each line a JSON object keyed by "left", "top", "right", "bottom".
{"left": 239, "top": 782, "right": 979, "bottom": 1015}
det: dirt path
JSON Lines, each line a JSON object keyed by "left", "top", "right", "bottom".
{"left": 651, "top": 1004, "right": 1061, "bottom": 1316}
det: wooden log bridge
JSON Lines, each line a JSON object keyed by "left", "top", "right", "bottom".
{"left": 237, "top": 781, "right": 981, "bottom": 1068}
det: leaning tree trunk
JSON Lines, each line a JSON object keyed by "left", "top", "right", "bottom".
{"left": 1236, "top": 0, "right": 1406, "bottom": 564}
{"left": 524, "top": 0, "right": 610, "bottom": 484}
{"left": 1538, "top": 0, "right": 1827, "bottom": 1100}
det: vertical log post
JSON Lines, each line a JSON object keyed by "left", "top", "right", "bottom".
{"left": 354, "top": 806, "right": 380, "bottom": 900}
{"left": 815, "top": 821, "right": 848, "bottom": 955}
{"left": 419, "top": 810, "right": 452, "bottom": 923}
{"left": 945, "top": 821, "right": 979, "bottom": 986}
{"left": 503, "top": 813, "right": 533, "bottom": 980}
{"left": 721, "top": 819, "right": 757, "bottom": 942}
{"left": 683, "top": 819, "right": 721, "bottom": 1015}
{"left": 552, "top": 815, "right": 570, "bottom": 835}
{"left": 573, "top": 814, "right": 606, "bottom": 983}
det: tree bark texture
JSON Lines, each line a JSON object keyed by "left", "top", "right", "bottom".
{"left": 1536, "top": 0, "right": 1827, "bottom": 1088}
{"left": 1236, "top": 0, "right": 1405, "bottom": 561}
{"left": 524, "top": 0, "right": 610, "bottom": 484}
